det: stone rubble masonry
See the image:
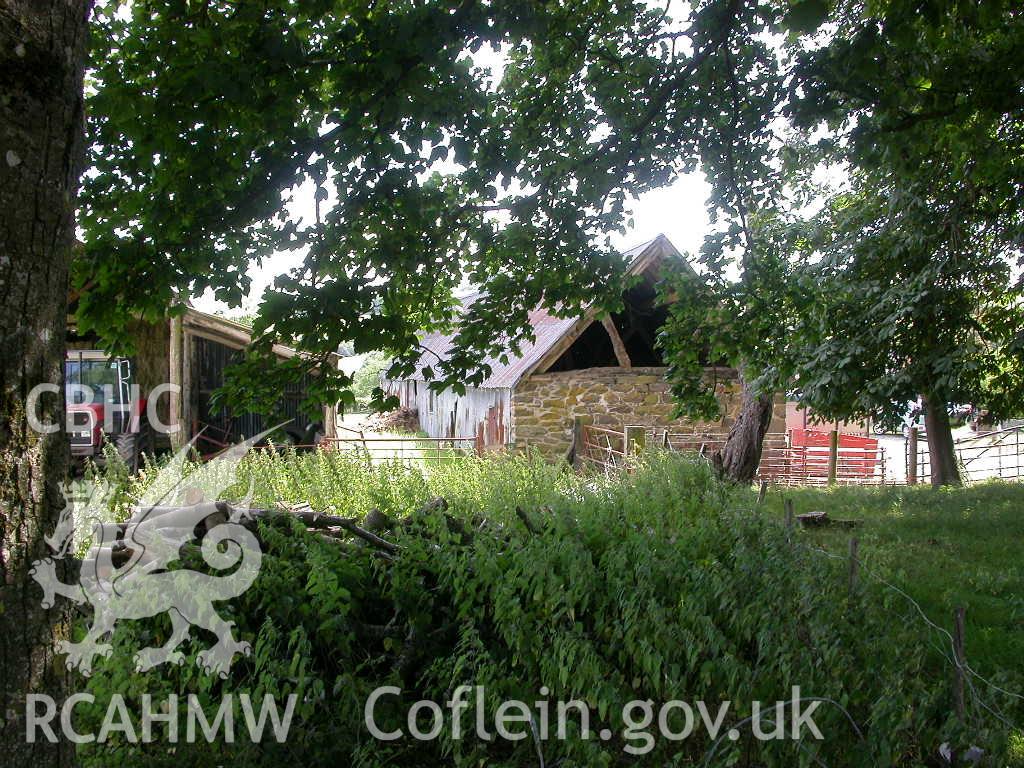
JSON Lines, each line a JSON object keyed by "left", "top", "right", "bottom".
{"left": 512, "top": 366, "right": 787, "bottom": 457}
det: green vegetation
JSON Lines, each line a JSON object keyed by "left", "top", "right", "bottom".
{"left": 755, "top": 483, "right": 1024, "bottom": 678}
{"left": 72, "top": 451, "right": 1022, "bottom": 767}
{"left": 10, "top": 2, "right": 1023, "bottom": 766}
{"left": 72, "top": 1, "right": 1024, "bottom": 485}
{"left": 350, "top": 350, "right": 392, "bottom": 411}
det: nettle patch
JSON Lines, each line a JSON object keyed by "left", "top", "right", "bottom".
{"left": 69, "top": 451, "right": 1019, "bottom": 767}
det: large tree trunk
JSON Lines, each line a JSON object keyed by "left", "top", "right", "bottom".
{"left": 712, "top": 373, "right": 775, "bottom": 484}
{"left": 0, "top": 1, "right": 90, "bottom": 765}
{"left": 923, "top": 394, "right": 962, "bottom": 487}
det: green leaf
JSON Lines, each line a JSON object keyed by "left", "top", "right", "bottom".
{"left": 783, "top": 0, "right": 829, "bottom": 33}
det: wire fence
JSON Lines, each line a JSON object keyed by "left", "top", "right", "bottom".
{"left": 322, "top": 435, "right": 479, "bottom": 464}
{"left": 648, "top": 428, "right": 893, "bottom": 486}
{"left": 581, "top": 422, "right": 1024, "bottom": 486}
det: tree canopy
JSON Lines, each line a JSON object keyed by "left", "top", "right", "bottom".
{"left": 77, "top": 0, "right": 1023, "bottom": 481}
{"left": 78, "top": 0, "right": 784, "bottom": 407}
{"left": 652, "top": 0, "right": 1024, "bottom": 484}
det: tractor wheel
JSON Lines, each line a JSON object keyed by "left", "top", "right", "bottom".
{"left": 114, "top": 431, "right": 140, "bottom": 473}
{"left": 114, "top": 420, "right": 152, "bottom": 474}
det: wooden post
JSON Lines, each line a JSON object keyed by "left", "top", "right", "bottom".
{"left": 572, "top": 415, "right": 592, "bottom": 468}
{"left": 600, "top": 316, "right": 632, "bottom": 369}
{"left": 953, "top": 606, "right": 966, "bottom": 724}
{"left": 662, "top": 429, "right": 670, "bottom": 449}
{"left": 827, "top": 429, "right": 839, "bottom": 485}
{"left": 907, "top": 427, "right": 919, "bottom": 485}
{"left": 624, "top": 425, "right": 646, "bottom": 457}
{"left": 168, "top": 312, "right": 184, "bottom": 451}
{"left": 756, "top": 480, "right": 768, "bottom": 508}
{"left": 784, "top": 498, "right": 794, "bottom": 540}
{"left": 847, "top": 538, "right": 859, "bottom": 596}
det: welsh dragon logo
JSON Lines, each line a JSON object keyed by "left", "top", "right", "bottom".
{"left": 30, "top": 432, "right": 272, "bottom": 678}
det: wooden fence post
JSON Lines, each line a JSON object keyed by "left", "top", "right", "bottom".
{"left": 848, "top": 538, "right": 859, "bottom": 596}
{"left": 827, "top": 429, "right": 839, "bottom": 485}
{"left": 624, "top": 425, "right": 646, "bottom": 457}
{"left": 953, "top": 606, "right": 966, "bottom": 724}
{"left": 756, "top": 480, "right": 768, "bottom": 508}
{"left": 571, "top": 415, "right": 592, "bottom": 468}
{"left": 784, "top": 498, "right": 794, "bottom": 541}
{"left": 168, "top": 313, "right": 184, "bottom": 450}
{"left": 908, "top": 427, "right": 919, "bottom": 485}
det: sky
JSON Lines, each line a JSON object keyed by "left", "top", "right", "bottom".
{"left": 193, "top": 173, "right": 713, "bottom": 316}
{"left": 194, "top": 38, "right": 714, "bottom": 316}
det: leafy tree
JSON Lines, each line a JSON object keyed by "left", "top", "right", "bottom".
{"left": 783, "top": 0, "right": 1024, "bottom": 485}
{"left": 657, "top": 0, "right": 1024, "bottom": 486}
{"left": 67, "top": 0, "right": 1024, "bottom": 488}
{"left": 5, "top": 8, "right": 792, "bottom": 746}
{"left": 8, "top": 2, "right": 1020, "bottom": 764}
{"left": 658, "top": 211, "right": 808, "bottom": 482}
{"left": 351, "top": 350, "right": 392, "bottom": 410}
{"left": 77, "top": 0, "right": 791, "bottom": 480}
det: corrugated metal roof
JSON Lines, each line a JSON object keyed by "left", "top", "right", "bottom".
{"left": 406, "top": 235, "right": 675, "bottom": 390}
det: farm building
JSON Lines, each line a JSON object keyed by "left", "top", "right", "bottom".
{"left": 382, "top": 235, "right": 787, "bottom": 458}
{"left": 66, "top": 303, "right": 339, "bottom": 458}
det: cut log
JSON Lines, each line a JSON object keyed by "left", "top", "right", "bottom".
{"left": 796, "top": 511, "right": 863, "bottom": 529}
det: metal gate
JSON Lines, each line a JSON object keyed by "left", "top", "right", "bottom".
{"left": 915, "top": 425, "right": 1024, "bottom": 482}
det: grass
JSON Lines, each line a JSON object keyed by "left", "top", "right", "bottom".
{"left": 752, "top": 481, "right": 1024, "bottom": 680}
{"left": 89, "top": 449, "right": 1022, "bottom": 765}
{"left": 120, "top": 448, "right": 1024, "bottom": 681}
{"left": 75, "top": 450, "right": 1019, "bottom": 765}
{"left": 128, "top": 445, "right": 1024, "bottom": 683}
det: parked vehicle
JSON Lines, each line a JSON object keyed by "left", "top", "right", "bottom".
{"left": 901, "top": 403, "right": 925, "bottom": 437}
{"left": 65, "top": 350, "right": 152, "bottom": 472}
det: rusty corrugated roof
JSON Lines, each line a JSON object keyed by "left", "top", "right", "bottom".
{"left": 407, "top": 235, "right": 675, "bottom": 390}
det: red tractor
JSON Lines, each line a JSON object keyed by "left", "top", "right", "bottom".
{"left": 65, "top": 350, "right": 153, "bottom": 472}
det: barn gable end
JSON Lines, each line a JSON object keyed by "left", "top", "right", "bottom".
{"left": 384, "top": 234, "right": 786, "bottom": 456}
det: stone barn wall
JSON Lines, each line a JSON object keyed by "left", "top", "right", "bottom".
{"left": 512, "top": 366, "right": 786, "bottom": 458}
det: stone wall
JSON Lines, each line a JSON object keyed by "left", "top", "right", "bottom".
{"left": 512, "top": 366, "right": 786, "bottom": 458}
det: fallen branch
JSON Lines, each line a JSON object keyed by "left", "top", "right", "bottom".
{"left": 331, "top": 515, "right": 400, "bottom": 554}
{"left": 797, "top": 511, "right": 863, "bottom": 529}
{"left": 288, "top": 508, "right": 353, "bottom": 529}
